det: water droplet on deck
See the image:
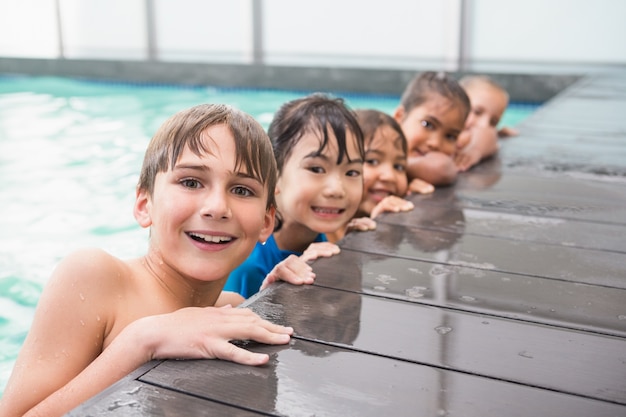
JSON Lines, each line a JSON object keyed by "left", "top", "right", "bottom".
{"left": 405, "top": 286, "right": 427, "bottom": 298}
{"left": 435, "top": 326, "right": 452, "bottom": 335}
{"left": 108, "top": 400, "right": 140, "bottom": 411}
{"left": 124, "top": 386, "right": 141, "bottom": 395}
{"left": 437, "top": 410, "right": 448, "bottom": 416}
{"left": 373, "top": 285, "right": 386, "bottom": 291}
{"left": 481, "top": 321, "right": 490, "bottom": 325}
{"left": 459, "top": 295, "right": 476, "bottom": 302}
{"left": 618, "top": 315, "right": 626, "bottom": 320}
{"left": 518, "top": 350, "right": 534, "bottom": 359}
{"left": 376, "top": 274, "right": 396, "bottom": 284}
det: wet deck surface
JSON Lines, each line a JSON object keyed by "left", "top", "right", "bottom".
{"left": 68, "top": 73, "right": 626, "bottom": 416}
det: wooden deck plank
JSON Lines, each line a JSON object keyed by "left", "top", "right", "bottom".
{"left": 339, "top": 222, "right": 626, "bottom": 289}
{"left": 66, "top": 380, "right": 265, "bottom": 416}
{"left": 140, "top": 339, "right": 626, "bottom": 417}
{"left": 308, "top": 249, "right": 626, "bottom": 338}
{"left": 376, "top": 197, "right": 626, "bottom": 253}
{"left": 451, "top": 174, "right": 626, "bottom": 224}
{"left": 245, "top": 284, "right": 626, "bottom": 405}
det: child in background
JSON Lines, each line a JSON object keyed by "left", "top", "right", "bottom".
{"left": 454, "top": 75, "right": 517, "bottom": 171}
{"left": 393, "top": 71, "right": 471, "bottom": 188}
{"left": 224, "top": 93, "right": 365, "bottom": 300}
{"left": 327, "top": 109, "right": 414, "bottom": 243}
{"left": 0, "top": 104, "right": 294, "bottom": 417}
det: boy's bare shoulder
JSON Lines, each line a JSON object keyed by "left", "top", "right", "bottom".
{"left": 50, "top": 248, "right": 132, "bottom": 291}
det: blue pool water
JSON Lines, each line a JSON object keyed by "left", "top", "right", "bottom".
{"left": 0, "top": 75, "right": 538, "bottom": 394}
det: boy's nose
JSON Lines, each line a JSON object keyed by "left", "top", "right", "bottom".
{"left": 201, "top": 189, "right": 232, "bottom": 219}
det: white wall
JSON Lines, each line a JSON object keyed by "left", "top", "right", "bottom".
{"left": 0, "top": 0, "right": 624, "bottom": 73}
{"left": 469, "top": 0, "right": 626, "bottom": 72}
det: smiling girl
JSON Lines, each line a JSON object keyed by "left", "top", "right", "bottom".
{"left": 223, "top": 93, "right": 365, "bottom": 299}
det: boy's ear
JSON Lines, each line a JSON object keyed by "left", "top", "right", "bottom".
{"left": 259, "top": 206, "right": 276, "bottom": 242}
{"left": 134, "top": 188, "right": 153, "bottom": 228}
{"left": 393, "top": 105, "right": 405, "bottom": 123}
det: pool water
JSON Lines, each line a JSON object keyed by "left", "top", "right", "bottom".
{"left": 0, "top": 75, "right": 538, "bottom": 394}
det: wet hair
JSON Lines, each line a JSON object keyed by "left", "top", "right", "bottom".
{"left": 137, "top": 103, "right": 277, "bottom": 209}
{"left": 355, "top": 109, "right": 408, "bottom": 156}
{"left": 399, "top": 71, "right": 471, "bottom": 122}
{"left": 268, "top": 93, "right": 365, "bottom": 174}
{"left": 459, "top": 74, "right": 510, "bottom": 102}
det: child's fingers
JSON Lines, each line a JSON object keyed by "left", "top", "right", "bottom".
{"left": 212, "top": 319, "right": 293, "bottom": 365}
{"left": 261, "top": 256, "right": 315, "bottom": 289}
{"left": 301, "top": 242, "right": 340, "bottom": 261}
{"left": 407, "top": 178, "right": 434, "bottom": 195}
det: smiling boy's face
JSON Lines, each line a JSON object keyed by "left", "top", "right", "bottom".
{"left": 134, "top": 124, "right": 274, "bottom": 282}
{"left": 394, "top": 94, "right": 466, "bottom": 158}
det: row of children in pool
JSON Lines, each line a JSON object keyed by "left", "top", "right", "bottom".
{"left": 0, "top": 71, "right": 514, "bottom": 416}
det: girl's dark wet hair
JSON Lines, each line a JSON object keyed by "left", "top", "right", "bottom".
{"left": 138, "top": 103, "right": 277, "bottom": 209}
{"left": 399, "top": 71, "right": 471, "bottom": 122}
{"left": 268, "top": 93, "right": 365, "bottom": 174}
{"left": 355, "top": 109, "right": 408, "bottom": 156}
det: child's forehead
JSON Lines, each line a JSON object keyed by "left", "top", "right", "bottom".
{"left": 176, "top": 127, "right": 236, "bottom": 164}
{"left": 295, "top": 128, "right": 360, "bottom": 159}
{"left": 415, "top": 95, "right": 463, "bottom": 117}
{"left": 370, "top": 125, "right": 405, "bottom": 151}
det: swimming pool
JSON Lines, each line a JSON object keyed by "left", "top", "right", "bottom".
{"left": 0, "top": 75, "right": 538, "bottom": 394}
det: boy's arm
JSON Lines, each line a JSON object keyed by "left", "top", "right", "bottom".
{"left": 0, "top": 249, "right": 127, "bottom": 417}
{"left": 407, "top": 152, "right": 458, "bottom": 186}
{"left": 1, "top": 250, "right": 293, "bottom": 417}
{"left": 21, "top": 306, "right": 292, "bottom": 417}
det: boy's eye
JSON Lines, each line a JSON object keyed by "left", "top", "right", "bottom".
{"left": 365, "top": 158, "right": 380, "bottom": 166}
{"left": 231, "top": 186, "right": 254, "bottom": 197}
{"left": 181, "top": 178, "right": 201, "bottom": 189}
{"left": 346, "top": 169, "right": 362, "bottom": 177}
{"left": 420, "top": 120, "right": 433, "bottom": 129}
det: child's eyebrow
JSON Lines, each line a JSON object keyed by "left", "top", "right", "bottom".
{"left": 172, "top": 163, "right": 261, "bottom": 182}
{"left": 174, "top": 163, "right": 209, "bottom": 171}
{"left": 304, "top": 150, "right": 327, "bottom": 160}
{"left": 305, "top": 151, "right": 363, "bottom": 165}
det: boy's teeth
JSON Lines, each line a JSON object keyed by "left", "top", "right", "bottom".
{"left": 189, "top": 232, "right": 232, "bottom": 243}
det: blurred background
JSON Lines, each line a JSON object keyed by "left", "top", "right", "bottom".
{"left": 1, "top": 0, "right": 625, "bottom": 101}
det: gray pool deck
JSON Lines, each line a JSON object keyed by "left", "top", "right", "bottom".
{"left": 68, "top": 72, "right": 626, "bottom": 417}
